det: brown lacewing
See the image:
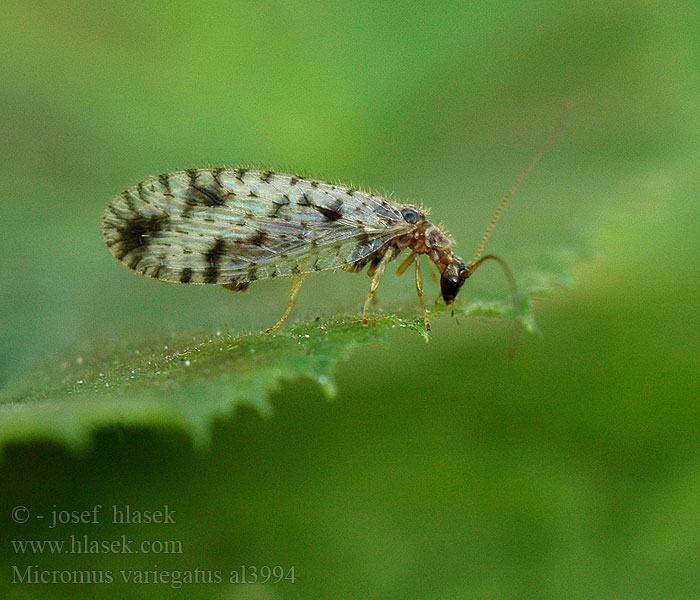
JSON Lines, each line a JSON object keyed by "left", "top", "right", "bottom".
{"left": 102, "top": 124, "right": 562, "bottom": 334}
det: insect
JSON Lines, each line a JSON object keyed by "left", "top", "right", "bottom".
{"left": 102, "top": 128, "right": 560, "bottom": 334}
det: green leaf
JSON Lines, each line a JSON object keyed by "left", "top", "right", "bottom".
{"left": 448, "top": 293, "right": 539, "bottom": 335}
{"left": 0, "top": 315, "right": 412, "bottom": 451}
{"left": 0, "top": 303, "right": 529, "bottom": 452}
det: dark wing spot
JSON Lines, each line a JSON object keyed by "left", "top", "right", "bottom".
{"left": 260, "top": 170, "right": 273, "bottom": 184}
{"left": 180, "top": 268, "right": 193, "bottom": 283}
{"left": 315, "top": 205, "right": 342, "bottom": 222}
{"left": 136, "top": 182, "right": 149, "bottom": 202}
{"left": 204, "top": 267, "right": 219, "bottom": 284}
{"left": 158, "top": 173, "right": 173, "bottom": 197}
{"left": 188, "top": 176, "right": 227, "bottom": 207}
{"left": 204, "top": 238, "right": 227, "bottom": 283}
{"left": 128, "top": 254, "right": 143, "bottom": 271}
{"left": 234, "top": 168, "right": 248, "bottom": 183}
{"left": 315, "top": 197, "right": 344, "bottom": 222}
{"left": 269, "top": 194, "right": 290, "bottom": 217}
{"left": 246, "top": 229, "right": 267, "bottom": 245}
{"left": 205, "top": 238, "right": 227, "bottom": 267}
{"left": 113, "top": 213, "right": 169, "bottom": 262}
{"left": 212, "top": 168, "right": 225, "bottom": 188}
{"left": 108, "top": 205, "right": 121, "bottom": 220}
{"left": 122, "top": 191, "right": 138, "bottom": 213}
{"left": 289, "top": 176, "right": 299, "bottom": 186}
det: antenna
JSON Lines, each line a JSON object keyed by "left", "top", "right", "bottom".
{"left": 466, "top": 109, "right": 569, "bottom": 356}
{"left": 470, "top": 110, "right": 569, "bottom": 265}
{"left": 467, "top": 253, "right": 521, "bottom": 358}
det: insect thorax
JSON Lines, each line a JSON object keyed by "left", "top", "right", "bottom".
{"left": 408, "top": 220, "right": 461, "bottom": 272}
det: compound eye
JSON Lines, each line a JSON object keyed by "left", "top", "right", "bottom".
{"left": 401, "top": 207, "right": 419, "bottom": 224}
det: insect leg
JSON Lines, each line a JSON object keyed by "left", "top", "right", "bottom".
{"left": 266, "top": 273, "right": 306, "bottom": 334}
{"left": 414, "top": 257, "right": 431, "bottom": 331}
{"left": 428, "top": 260, "right": 441, "bottom": 286}
{"left": 396, "top": 251, "right": 417, "bottom": 276}
{"left": 425, "top": 260, "right": 443, "bottom": 307}
{"left": 362, "top": 250, "right": 394, "bottom": 325}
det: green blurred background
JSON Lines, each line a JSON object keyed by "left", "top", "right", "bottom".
{"left": 1, "top": 1, "right": 699, "bottom": 598}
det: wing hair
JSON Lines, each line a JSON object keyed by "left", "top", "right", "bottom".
{"left": 102, "top": 169, "right": 413, "bottom": 284}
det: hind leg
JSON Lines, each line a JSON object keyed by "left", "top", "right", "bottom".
{"left": 362, "top": 250, "right": 394, "bottom": 325}
{"left": 266, "top": 273, "right": 306, "bottom": 334}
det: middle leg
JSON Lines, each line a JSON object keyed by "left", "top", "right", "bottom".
{"left": 414, "top": 257, "right": 431, "bottom": 331}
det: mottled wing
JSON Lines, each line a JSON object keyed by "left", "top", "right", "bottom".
{"left": 102, "top": 169, "right": 413, "bottom": 286}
